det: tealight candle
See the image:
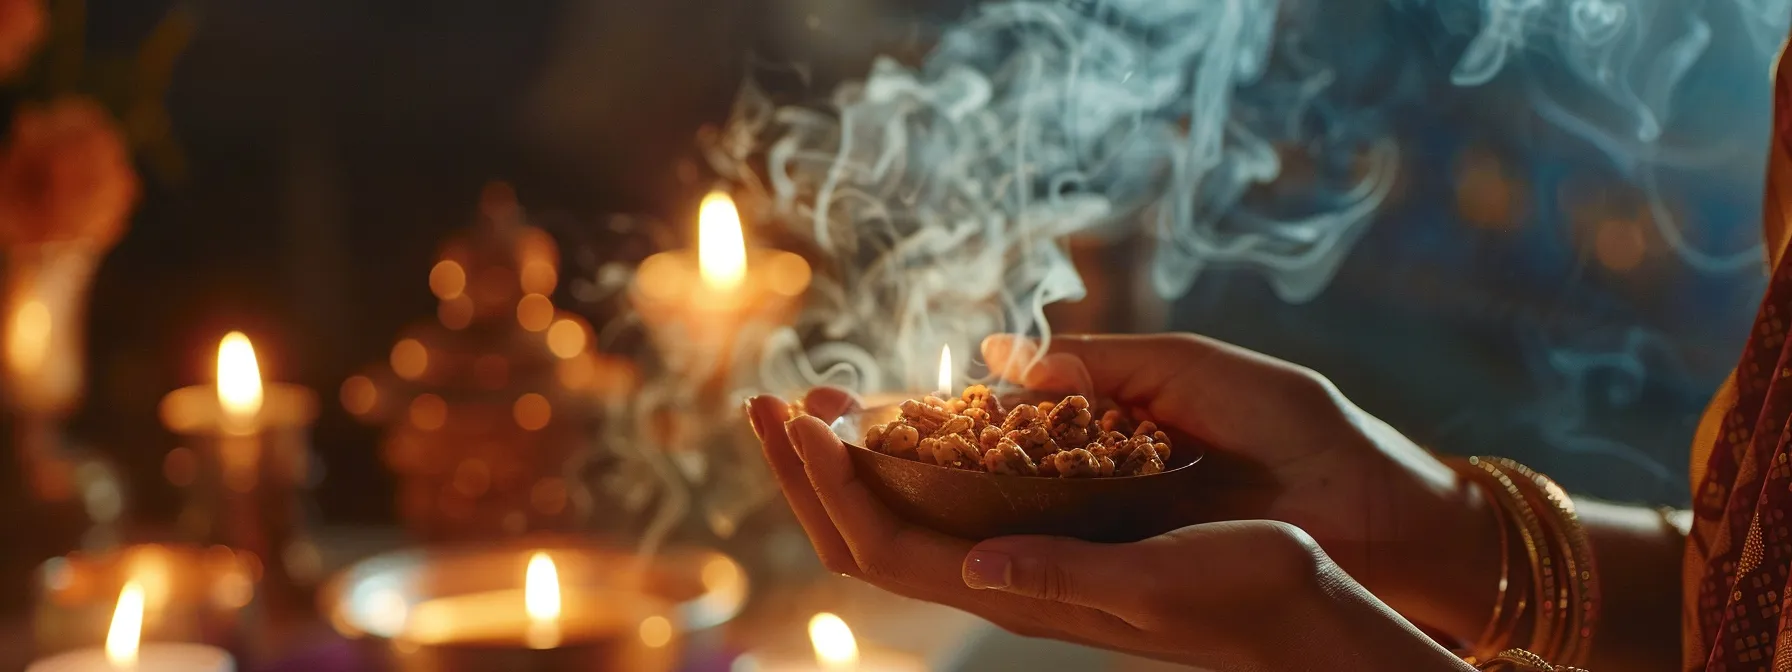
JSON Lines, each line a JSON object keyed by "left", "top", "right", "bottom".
{"left": 389, "top": 551, "right": 680, "bottom": 672}
{"left": 32, "top": 544, "right": 257, "bottom": 658}
{"left": 26, "top": 582, "right": 234, "bottom": 672}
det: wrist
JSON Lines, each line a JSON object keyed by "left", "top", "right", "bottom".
{"left": 1371, "top": 455, "right": 1507, "bottom": 645}
{"left": 1270, "top": 562, "right": 1479, "bottom": 672}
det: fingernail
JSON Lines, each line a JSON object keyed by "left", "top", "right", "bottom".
{"left": 963, "top": 550, "right": 1012, "bottom": 590}
{"left": 783, "top": 417, "right": 809, "bottom": 460}
{"left": 744, "top": 399, "right": 766, "bottom": 441}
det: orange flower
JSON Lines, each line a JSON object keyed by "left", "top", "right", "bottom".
{"left": 0, "top": 0, "right": 44, "bottom": 80}
{"left": 0, "top": 97, "right": 139, "bottom": 248}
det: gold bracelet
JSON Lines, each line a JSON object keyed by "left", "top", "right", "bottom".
{"left": 1489, "top": 460, "right": 1574, "bottom": 660}
{"left": 1473, "top": 648, "right": 1590, "bottom": 671}
{"left": 1450, "top": 458, "right": 1523, "bottom": 661}
{"left": 1463, "top": 457, "right": 1560, "bottom": 654}
{"left": 1491, "top": 458, "right": 1600, "bottom": 666}
{"left": 1473, "top": 478, "right": 1513, "bottom": 655}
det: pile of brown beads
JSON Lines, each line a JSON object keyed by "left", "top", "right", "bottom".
{"left": 863, "top": 385, "right": 1171, "bottom": 478}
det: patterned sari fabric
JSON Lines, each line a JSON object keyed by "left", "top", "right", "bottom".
{"left": 1686, "top": 43, "right": 1792, "bottom": 672}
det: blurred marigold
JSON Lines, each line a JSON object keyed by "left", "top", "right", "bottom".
{"left": 0, "top": 0, "right": 44, "bottom": 81}
{"left": 0, "top": 97, "right": 139, "bottom": 248}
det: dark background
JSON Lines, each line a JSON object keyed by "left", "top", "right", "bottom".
{"left": 57, "top": 0, "right": 1780, "bottom": 546}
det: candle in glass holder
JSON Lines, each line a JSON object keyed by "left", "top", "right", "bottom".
{"left": 733, "top": 613, "right": 927, "bottom": 672}
{"left": 392, "top": 551, "right": 678, "bottom": 672}
{"left": 629, "top": 191, "right": 810, "bottom": 382}
{"left": 323, "top": 540, "right": 748, "bottom": 672}
{"left": 159, "top": 332, "right": 319, "bottom": 592}
{"left": 25, "top": 581, "right": 234, "bottom": 672}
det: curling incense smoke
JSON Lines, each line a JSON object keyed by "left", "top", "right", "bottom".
{"left": 715, "top": 0, "right": 1781, "bottom": 394}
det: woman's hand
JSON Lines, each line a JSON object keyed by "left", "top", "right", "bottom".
{"left": 980, "top": 333, "right": 1503, "bottom": 643}
{"left": 745, "top": 378, "right": 1474, "bottom": 670}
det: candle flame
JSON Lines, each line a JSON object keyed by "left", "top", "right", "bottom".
{"left": 524, "top": 552, "right": 561, "bottom": 623}
{"left": 937, "top": 344, "right": 953, "bottom": 394}
{"left": 216, "top": 332, "right": 264, "bottom": 424}
{"left": 4, "top": 299, "right": 49, "bottom": 375}
{"left": 808, "top": 612, "right": 859, "bottom": 670}
{"left": 697, "top": 191, "right": 748, "bottom": 291}
{"left": 106, "top": 581, "right": 145, "bottom": 667}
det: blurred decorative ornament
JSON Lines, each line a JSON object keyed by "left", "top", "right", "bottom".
{"left": 2, "top": 243, "right": 97, "bottom": 419}
{"left": 344, "top": 182, "right": 636, "bottom": 542}
{"left": 0, "top": 0, "right": 44, "bottom": 81}
{"left": 0, "top": 99, "right": 139, "bottom": 540}
{"left": 0, "top": 98, "right": 137, "bottom": 419}
{"left": 0, "top": 97, "right": 138, "bottom": 249}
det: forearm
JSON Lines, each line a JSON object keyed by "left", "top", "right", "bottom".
{"left": 1576, "top": 499, "right": 1682, "bottom": 672}
{"left": 1282, "top": 565, "right": 1480, "bottom": 672}
{"left": 1380, "top": 478, "right": 1683, "bottom": 670}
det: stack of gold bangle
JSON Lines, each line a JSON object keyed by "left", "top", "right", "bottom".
{"left": 1473, "top": 648, "right": 1591, "bottom": 671}
{"left": 1448, "top": 456, "right": 1600, "bottom": 670}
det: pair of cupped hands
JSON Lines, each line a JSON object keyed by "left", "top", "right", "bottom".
{"left": 744, "top": 334, "right": 1486, "bottom": 671}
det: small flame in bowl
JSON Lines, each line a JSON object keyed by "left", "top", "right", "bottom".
{"left": 937, "top": 344, "right": 953, "bottom": 395}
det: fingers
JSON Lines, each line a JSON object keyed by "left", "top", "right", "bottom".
{"left": 785, "top": 414, "right": 950, "bottom": 580}
{"left": 982, "top": 333, "right": 1358, "bottom": 455}
{"left": 965, "top": 521, "right": 1337, "bottom": 632}
{"left": 800, "top": 386, "right": 859, "bottom": 424}
{"left": 783, "top": 415, "right": 1138, "bottom": 634}
{"left": 962, "top": 535, "right": 1144, "bottom": 615}
{"left": 982, "top": 333, "right": 1244, "bottom": 405}
{"left": 746, "top": 396, "right": 854, "bottom": 573}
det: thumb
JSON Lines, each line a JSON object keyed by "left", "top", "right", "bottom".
{"left": 962, "top": 536, "right": 1139, "bottom": 612}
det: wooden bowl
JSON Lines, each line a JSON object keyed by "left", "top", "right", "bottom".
{"left": 830, "top": 400, "right": 1209, "bottom": 543}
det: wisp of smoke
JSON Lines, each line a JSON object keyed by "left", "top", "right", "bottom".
{"left": 715, "top": 0, "right": 1408, "bottom": 395}
{"left": 705, "top": 0, "right": 1784, "bottom": 397}
{"left": 1438, "top": 0, "right": 1785, "bottom": 270}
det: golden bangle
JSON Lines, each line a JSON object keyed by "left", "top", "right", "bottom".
{"left": 1473, "top": 476, "right": 1513, "bottom": 654}
{"left": 1473, "top": 647, "right": 1590, "bottom": 671}
{"left": 1464, "top": 457, "right": 1560, "bottom": 654}
{"left": 1450, "top": 458, "right": 1525, "bottom": 661}
{"left": 1490, "top": 458, "right": 1600, "bottom": 666}
{"left": 1492, "top": 461, "right": 1575, "bottom": 660}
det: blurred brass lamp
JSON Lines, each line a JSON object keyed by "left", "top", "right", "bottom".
{"left": 343, "top": 184, "right": 637, "bottom": 542}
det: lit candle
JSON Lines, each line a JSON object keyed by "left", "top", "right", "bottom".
{"left": 391, "top": 551, "right": 679, "bottom": 671}
{"left": 32, "top": 544, "right": 258, "bottom": 658}
{"left": 25, "top": 581, "right": 234, "bottom": 672}
{"left": 158, "top": 332, "right": 319, "bottom": 588}
{"left": 214, "top": 332, "right": 264, "bottom": 435}
{"left": 697, "top": 192, "right": 749, "bottom": 293}
{"left": 161, "top": 332, "right": 316, "bottom": 440}
{"left": 855, "top": 343, "right": 959, "bottom": 411}
{"left": 524, "top": 552, "right": 562, "bottom": 649}
{"left": 322, "top": 544, "right": 745, "bottom": 672}
{"left": 733, "top": 613, "right": 928, "bottom": 672}
{"left": 630, "top": 191, "right": 811, "bottom": 381}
